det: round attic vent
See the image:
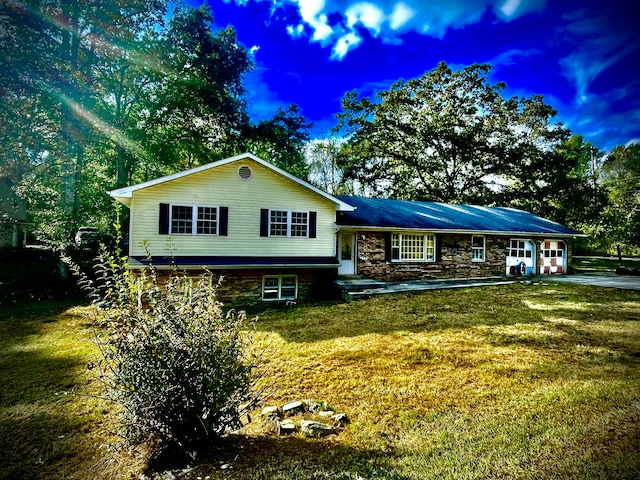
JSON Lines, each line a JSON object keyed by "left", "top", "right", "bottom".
{"left": 238, "top": 165, "right": 253, "bottom": 180}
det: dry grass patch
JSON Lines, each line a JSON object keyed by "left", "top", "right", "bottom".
{"left": 232, "top": 283, "right": 640, "bottom": 479}
{"left": 1, "top": 283, "right": 639, "bottom": 479}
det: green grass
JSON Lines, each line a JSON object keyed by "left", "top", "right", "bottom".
{"left": 0, "top": 300, "right": 148, "bottom": 479}
{"left": 1, "top": 284, "right": 639, "bottom": 479}
{"left": 572, "top": 255, "right": 640, "bottom": 272}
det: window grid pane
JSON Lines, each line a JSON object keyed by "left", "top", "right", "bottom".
{"left": 290, "top": 212, "right": 308, "bottom": 237}
{"left": 472, "top": 236, "right": 484, "bottom": 261}
{"left": 425, "top": 235, "right": 435, "bottom": 261}
{"left": 401, "top": 234, "right": 424, "bottom": 260}
{"left": 280, "top": 276, "right": 297, "bottom": 299}
{"left": 171, "top": 205, "right": 193, "bottom": 234}
{"left": 392, "top": 234, "right": 436, "bottom": 261}
{"left": 262, "top": 276, "right": 297, "bottom": 300}
{"left": 270, "top": 210, "right": 288, "bottom": 236}
{"left": 196, "top": 206, "right": 217, "bottom": 235}
{"left": 263, "top": 277, "right": 279, "bottom": 300}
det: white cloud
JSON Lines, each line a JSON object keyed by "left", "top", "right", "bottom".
{"left": 389, "top": 2, "right": 416, "bottom": 30}
{"left": 296, "top": 0, "right": 334, "bottom": 42}
{"left": 331, "top": 31, "right": 362, "bottom": 60}
{"left": 286, "top": 24, "right": 305, "bottom": 38}
{"left": 558, "top": 9, "right": 639, "bottom": 103}
{"left": 346, "top": 3, "right": 385, "bottom": 34}
{"left": 235, "top": 1, "right": 549, "bottom": 59}
{"left": 488, "top": 48, "right": 542, "bottom": 66}
{"left": 500, "top": 0, "right": 521, "bottom": 17}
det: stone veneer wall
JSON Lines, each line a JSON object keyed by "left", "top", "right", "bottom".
{"left": 154, "top": 267, "right": 338, "bottom": 309}
{"left": 355, "top": 232, "right": 507, "bottom": 282}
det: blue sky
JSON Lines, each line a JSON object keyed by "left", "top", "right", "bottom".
{"left": 189, "top": 0, "right": 639, "bottom": 151}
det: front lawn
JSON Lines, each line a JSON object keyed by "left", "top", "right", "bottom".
{"left": 572, "top": 255, "right": 640, "bottom": 272}
{"left": 1, "top": 283, "right": 639, "bottom": 479}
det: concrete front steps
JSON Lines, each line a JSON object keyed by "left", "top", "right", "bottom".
{"left": 334, "top": 276, "right": 515, "bottom": 301}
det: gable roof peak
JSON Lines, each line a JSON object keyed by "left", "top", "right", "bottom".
{"left": 108, "top": 152, "right": 354, "bottom": 211}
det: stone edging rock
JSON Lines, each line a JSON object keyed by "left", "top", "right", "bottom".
{"left": 260, "top": 400, "right": 350, "bottom": 437}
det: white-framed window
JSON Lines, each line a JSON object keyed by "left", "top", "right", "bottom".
{"left": 170, "top": 204, "right": 218, "bottom": 235}
{"left": 262, "top": 275, "right": 298, "bottom": 301}
{"left": 542, "top": 240, "right": 564, "bottom": 258}
{"left": 472, "top": 235, "right": 485, "bottom": 262}
{"left": 269, "top": 210, "right": 308, "bottom": 237}
{"left": 391, "top": 233, "right": 435, "bottom": 262}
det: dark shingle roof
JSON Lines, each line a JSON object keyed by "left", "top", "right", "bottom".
{"left": 335, "top": 196, "right": 582, "bottom": 236}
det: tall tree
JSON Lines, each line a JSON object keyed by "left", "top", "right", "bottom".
{"left": 93, "top": 3, "right": 253, "bottom": 189}
{"left": 543, "top": 135, "right": 604, "bottom": 227}
{"left": 241, "top": 103, "right": 312, "bottom": 180}
{"left": 1, "top": 0, "right": 166, "bottom": 244}
{"left": 146, "top": 4, "right": 253, "bottom": 173}
{"left": 600, "top": 143, "right": 640, "bottom": 252}
{"left": 2, "top": 1, "right": 257, "bottom": 244}
{"left": 306, "top": 137, "right": 353, "bottom": 194}
{"left": 335, "top": 62, "right": 569, "bottom": 205}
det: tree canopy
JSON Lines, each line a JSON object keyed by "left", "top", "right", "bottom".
{"left": 599, "top": 144, "right": 640, "bottom": 251}
{"left": 1, "top": 0, "right": 312, "bottom": 245}
{"left": 335, "top": 62, "right": 569, "bottom": 209}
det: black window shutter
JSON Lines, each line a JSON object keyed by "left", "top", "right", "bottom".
{"left": 260, "top": 209, "right": 269, "bottom": 237}
{"left": 436, "top": 235, "right": 442, "bottom": 262}
{"left": 219, "top": 206, "right": 228, "bottom": 236}
{"left": 384, "top": 232, "right": 392, "bottom": 261}
{"left": 309, "top": 211, "right": 316, "bottom": 238}
{"left": 159, "top": 203, "right": 170, "bottom": 234}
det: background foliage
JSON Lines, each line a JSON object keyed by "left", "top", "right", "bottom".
{"left": 1, "top": 2, "right": 638, "bottom": 253}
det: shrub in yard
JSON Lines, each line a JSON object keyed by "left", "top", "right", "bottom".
{"left": 70, "top": 238, "right": 257, "bottom": 451}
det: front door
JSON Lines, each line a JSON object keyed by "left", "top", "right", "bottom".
{"left": 338, "top": 233, "right": 356, "bottom": 275}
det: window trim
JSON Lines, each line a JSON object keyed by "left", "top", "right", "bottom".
{"left": 262, "top": 275, "right": 298, "bottom": 301}
{"left": 509, "top": 239, "right": 533, "bottom": 258}
{"left": 169, "top": 204, "right": 220, "bottom": 236}
{"left": 268, "top": 209, "right": 309, "bottom": 238}
{"left": 471, "top": 235, "right": 485, "bottom": 262}
{"left": 390, "top": 233, "right": 436, "bottom": 262}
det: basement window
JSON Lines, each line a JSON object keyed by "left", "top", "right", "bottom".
{"left": 262, "top": 275, "right": 298, "bottom": 301}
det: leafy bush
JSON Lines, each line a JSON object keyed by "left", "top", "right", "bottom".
{"left": 70, "top": 237, "right": 258, "bottom": 450}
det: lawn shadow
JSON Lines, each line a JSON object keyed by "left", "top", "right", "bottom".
{"left": 147, "top": 434, "right": 406, "bottom": 480}
{"left": 0, "top": 300, "right": 120, "bottom": 480}
{"left": 254, "top": 285, "right": 548, "bottom": 343}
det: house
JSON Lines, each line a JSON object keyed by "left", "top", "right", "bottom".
{"left": 109, "top": 153, "right": 583, "bottom": 306}
{"left": 334, "top": 196, "right": 582, "bottom": 281}
{"left": 108, "top": 153, "right": 355, "bottom": 306}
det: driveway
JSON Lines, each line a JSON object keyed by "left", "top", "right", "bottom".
{"left": 540, "top": 272, "right": 640, "bottom": 291}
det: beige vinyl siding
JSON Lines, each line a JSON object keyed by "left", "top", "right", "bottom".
{"left": 129, "top": 159, "right": 337, "bottom": 258}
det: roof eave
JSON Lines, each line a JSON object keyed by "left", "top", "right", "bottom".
{"left": 336, "top": 225, "right": 585, "bottom": 238}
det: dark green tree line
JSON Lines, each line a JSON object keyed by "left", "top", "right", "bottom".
{"left": 1, "top": 1, "right": 311, "bottom": 246}
{"left": 597, "top": 144, "right": 640, "bottom": 253}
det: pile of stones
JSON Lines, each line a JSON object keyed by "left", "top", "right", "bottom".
{"left": 260, "top": 400, "right": 350, "bottom": 437}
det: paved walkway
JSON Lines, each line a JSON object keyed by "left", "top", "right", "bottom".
{"left": 335, "top": 276, "right": 515, "bottom": 301}
{"left": 538, "top": 272, "right": 640, "bottom": 291}
{"left": 335, "top": 272, "right": 640, "bottom": 301}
